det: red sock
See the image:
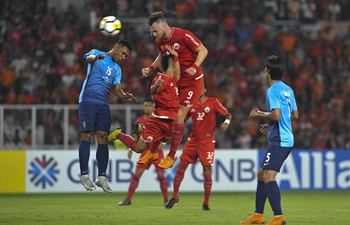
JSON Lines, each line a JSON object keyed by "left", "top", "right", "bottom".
{"left": 150, "top": 140, "right": 161, "bottom": 153}
{"left": 118, "top": 133, "right": 136, "bottom": 151}
{"left": 203, "top": 171, "right": 212, "bottom": 205}
{"left": 168, "top": 123, "right": 185, "bottom": 159}
{"left": 127, "top": 172, "right": 141, "bottom": 199}
{"left": 172, "top": 160, "right": 188, "bottom": 198}
{"left": 157, "top": 172, "right": 168, "bottom": 201}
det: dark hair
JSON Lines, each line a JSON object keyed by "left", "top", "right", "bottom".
{"left": 117, "top": 40, "right": 132, "bottom": 51}
{"left": 265, "top": 55, "right": 285, "bottom": 80}
{"left": 143, "top": 98, "right": 153, "bottom": 104}
{"left": 148, "top": 11, "right": 166, "bottom": 26}
{"left": 160, "top": 54, "right": 173, "bottom": 72}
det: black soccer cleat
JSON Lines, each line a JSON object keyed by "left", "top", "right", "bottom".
{"left": 202, "top": 204, "right": 211, "bottom": 211}
{"left": 118, "top": 198, "right": 131, "bottom": 206}
{"left": 165, "top": 198, "right": 178, "bottom": 209}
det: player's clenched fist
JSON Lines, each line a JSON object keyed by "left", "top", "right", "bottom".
{"left": 142, "top": 67, "right": 152, "bottom": 77}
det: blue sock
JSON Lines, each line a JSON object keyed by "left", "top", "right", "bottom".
{"left": 96, "top": 143, "right": 109, "bottom": 177}
{"left": 255, "top": 180, "right": 267, "bottom": 214}
{"left": 79, "top": 140, "right": 91, "bottom": 175}
{"left": 266, "top": 181, "right": 282, "bottom": 215}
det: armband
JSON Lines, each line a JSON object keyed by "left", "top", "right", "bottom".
{"left": 173, "top": 56, "right": 179, "bottom": 62}
{"left": 224, "top": 119, "right": 230, "bottom": 125}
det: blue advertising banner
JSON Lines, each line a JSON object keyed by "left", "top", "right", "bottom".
{"left": 259, "top": 150, "right": 350, "bottom": 190}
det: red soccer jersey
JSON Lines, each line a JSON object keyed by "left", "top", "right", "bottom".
{"left": 155, "top": 27, "right": 202, "bottom": 83}
{"left": 151, "top": 72, "right": 179, "bottom": 121}
{"left": 135, "top": 115, "right": 148, "bottom": 126}
{"left": 187, "top": 97, "right": 228, "bottom": 143}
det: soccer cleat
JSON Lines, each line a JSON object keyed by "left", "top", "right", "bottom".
{"left": 118, "top": 198, "right": 131, "bottom": 206}
{"left": 95, "top": 176, "right": 112, "bottom": 193}
{"left": 165, "top": 197, "right": 178, "bottom": 209}
{"left": 266, "top": 216, "right": 286, "bottom": 225}
{"left": 108, "top": 127, "right": 123, "bottom": 142}
{"left": 158, "top": 156, "right": 174, "bottom": 169}
{"left": 137, "top": 151, "right": 158, "bottom": 164}
{"left": 132, "top": 121, "right": 143, "bottom": 139}
{"left": 80, "top": 175, "right": 96, "bottom": 191}
{"left": 202, "top": 204, "right": 211, "bottom": 211}
{"left": 240, "top": 213, "right": 265, "bottom": 224}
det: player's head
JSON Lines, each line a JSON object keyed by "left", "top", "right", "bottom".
{"left": 142, "top": 98, "right": 154, "bottom": 116}
{"left": 110, "top": 40, "right": 132, "bottom": 62}
{"left": 159, "top": 54, "right": 175, "bottom": 73}
{"left": 148, "top": 11, "right": 168, "bottom": 40}
{"left": 265, "top": 55, "right": 285, "bottom": 81}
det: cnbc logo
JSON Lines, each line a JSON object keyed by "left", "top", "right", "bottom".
{"left": 28, "top": 155, "right": 60, "bottom": 189}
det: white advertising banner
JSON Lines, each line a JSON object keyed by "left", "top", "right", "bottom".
{"left": 25, "top": 149, "right": 258, "bottom": 193}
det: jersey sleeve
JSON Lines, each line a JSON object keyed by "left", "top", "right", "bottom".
{"left": 214, "top": 99, "right": 228, "bottom": 116}
{"left": 267, "top": 89, "right": 280, "bottom": 111}
{"left": 290, "top": 90, "right": 297, "bottom": 111}
{"left": 183, "top": 30, "right": 201, "bottom": 52}
{"left": 112, "top": 66, "right": 122, "bottom": 85}
{"left": 84, "top": 49, "right": 100, "bottom": 59}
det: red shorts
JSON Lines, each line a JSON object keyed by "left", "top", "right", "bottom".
{"left": 180, "top": 139, "right": 215, "bottom": 167}
{"left": 177, "top": 75, "right": 204, "bottom": 107}
{"left": 140, "top": 116, "right": 175, "bottom": 145}
{"left": 136, "top": 149, "right": 165, "bottom": 171}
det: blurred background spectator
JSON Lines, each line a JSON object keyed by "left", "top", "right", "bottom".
{"left": 0, "top": 0, "right": 349, "bottom": 149}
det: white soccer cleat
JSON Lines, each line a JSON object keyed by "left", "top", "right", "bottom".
{"left": 80, "top": 175, "right": 96, "bottom": 191}
{"left": 95, "top": 176, "right": 112, "bottom": 193}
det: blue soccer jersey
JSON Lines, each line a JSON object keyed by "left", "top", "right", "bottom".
{"left": 266, "top": 81, "right": 297, "bottom": 147}
{"left": 79, "top": 49, "right": 122, "bottom": 105}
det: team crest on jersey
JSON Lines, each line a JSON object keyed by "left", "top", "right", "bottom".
{"left": 204, "top": 107, "right": 210, "bottom": 113}
{"left": 146, "top": 136, "right": 153, "bottom": 143}
{"left": 173, "top": 43, "right": 180, "bottom": 50}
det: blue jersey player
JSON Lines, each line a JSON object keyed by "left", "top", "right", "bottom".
{"left": 79, "top": 40, "right": 137, "bottom": 193}
{"left": 240, "top": 55, "right": 298, "bottom": 225}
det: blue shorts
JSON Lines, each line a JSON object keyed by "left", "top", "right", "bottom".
{"left": 79, "top": 101, "right": 111, "bottom": 133}
{"left": 261, "top": 143, "right": 292, "bottom": 172}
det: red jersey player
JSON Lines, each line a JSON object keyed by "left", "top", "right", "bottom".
{"left": 141, "top": 11, "right": 208, "bottom": 169}
{"left": 165, "top": 84, "right": 232, "bottom": 211}
{"left": 118, "top": 99, "right": 169, "bottom": 206}
{"left": 108, "top": 45, "right": 180, "bottom": 157}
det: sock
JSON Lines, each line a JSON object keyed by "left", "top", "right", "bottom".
{"left": 168, "top": 123, "right": 185, "bottom": 159}
{"left": 172, "top": 160, "right": 188, "bottom": 198}
{"left": 79, "top": 140, "right": 91, "bottom": 175}
{"left": 127, "top": 172, "right": 141, "bottom": 200}
{"left": 118, "top": 133, "right": 137, "bottom": 150}
{"left": 157, "top": 172, "right": 168, "bottom": 201}
{"left": 96, "top": 143, "right": 109, "bottom": 177}
{"left": 255, "top": 180, "right": 267, "bottom": 214}
{"left": 150, "top": 140, "right": 161, "bottom": 153}
{"left": 266, "top": 181, "right": 282, "bottom": 215}
{"left": 203, "top": 171, "right": 212, "bottom": 205}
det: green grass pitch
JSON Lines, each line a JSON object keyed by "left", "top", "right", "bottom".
{"left": 1, "top": 191, "right": 349, "bottom": 225}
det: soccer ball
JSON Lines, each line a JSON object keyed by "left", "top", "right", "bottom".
{"left": 99, "top": 16, "right": 122, "bottom": 37}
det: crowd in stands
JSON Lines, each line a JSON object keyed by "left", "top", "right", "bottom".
{"left": 0, "top": 0, "right": 349, "bottom": 149}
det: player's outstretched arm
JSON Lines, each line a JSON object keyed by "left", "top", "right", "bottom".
{"left": 165, "top": 45, "right": 180, "bottom": 81}
{"left": 113, "top": 83, "right": 137, "bottom": 102}
{"left": 142, "top": 52, "right": 162, "bottom": 77}
{"left": 292, "top": 109, "right": 299, "bottom": 121}
{"left": 86, "top": 54, "right": 105, "bottom": 63}
{"left": 249, "top": 108, "right": 280, "bottom": 121}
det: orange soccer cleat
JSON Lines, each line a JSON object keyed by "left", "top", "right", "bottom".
{"left": 239, "top": 213, "right": 265, "bottom": 224}
{"left": 266, "top": 216, "right": 286, "bottom": 225}
{"left": 137, "top": 151, "right": 158, "bottom": 164}
{"left": 158, "top": 156, "right": 174, "bottom": 169}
